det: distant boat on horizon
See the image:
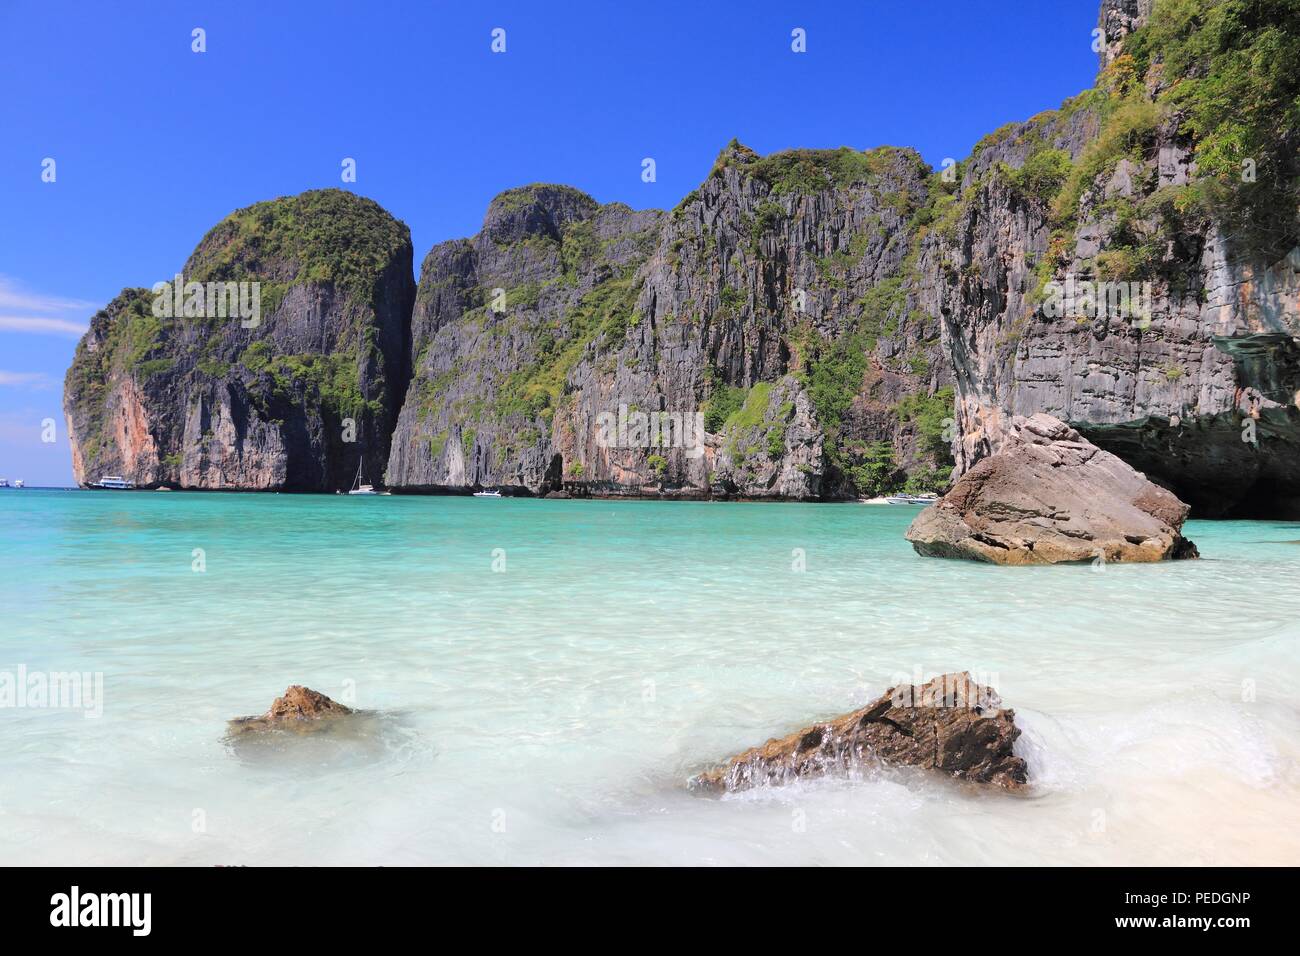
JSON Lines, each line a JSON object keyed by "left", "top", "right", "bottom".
{"left": 0, "top": 478, "right": 8, "bottom": 488}
{"left": 13, "top": 479, "right": 24, "bottom": 488}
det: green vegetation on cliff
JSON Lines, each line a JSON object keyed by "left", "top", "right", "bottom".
{"left": 65, "top": 187, "right": 413, "bottom": 488}
{"left": 702, "top": 373, "right": 745, "bottom": 433}
{"left": 64, "top": 289, "right": 170, "bottom": 454}
{"left": 265, "top": 351, "right": 376, "bottom": 420}
{"left": 711, "top": 140, "right": 927, "bottom": 197}
{"left": 491, "top": 183, "right": 598, "bottom": 217}
{"left": 897, "top": 386, "right": 956, "bottom": 459}
{"left": 185, "top": 189, "right": 411, "bottom": 302}
{"left": 1048, "top": 0, "right": 1300, "bottom": 262}
{"left": 494, "top": 269, "right": 643, "bottom": 422}
{"left": 1127, "top": 0, "right": 1300, "bottom": 183}
{"left": 1009, "top": 148, "right": 1074, "bottom": 204}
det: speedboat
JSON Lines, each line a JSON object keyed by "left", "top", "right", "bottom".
{"left": 91, "top": 476, "right": 135, "bottom": 490}
{"left": 885, "top": 493, "right": 938, "bottom": 505}
{"left": 472, "top": 489, "right": 502, "bottom": 498}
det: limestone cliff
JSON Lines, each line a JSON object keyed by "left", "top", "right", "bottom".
{"left": 386, "top": 147, "right": 953, "bottom": 498}
{"left": 64, "top": 189, "right": 415, "bottom": 491}
{"left": 921, "top": 0, "right": 1300, "bottom": 516}
{"left": 65, "top": 0, "right": 1300, "bottom": 515}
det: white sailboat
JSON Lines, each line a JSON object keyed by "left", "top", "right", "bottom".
{"left": 347, "top": 458, "right": 378, "bottom": 496}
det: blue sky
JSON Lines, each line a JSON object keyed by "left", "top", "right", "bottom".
{"left": 0, "top": 0, "right": 1102, "bottom": 485}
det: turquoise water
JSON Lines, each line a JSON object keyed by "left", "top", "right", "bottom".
{"left": 1, "top": 488, "right": 1297, "bottom": 865}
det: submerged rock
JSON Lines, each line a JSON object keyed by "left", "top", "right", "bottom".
{"left": 227, "top": 685, "right": 354, "bottom": 735}
{"left": 692, "top": 672, "right": 1028, "bottom": 793}
{"left": 905, "top": 414, "right": 1198, "bottom": 565}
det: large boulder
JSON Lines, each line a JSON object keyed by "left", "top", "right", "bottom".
{"left": 905, "top": 414, "right": 1198, "bottom": 565}
{"left": 692, "top": 672, "right": 1028, "bottom": 793}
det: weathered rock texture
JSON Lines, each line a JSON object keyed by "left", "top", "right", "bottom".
{"left": 386, "top": 149, "right": 953, "bottom": 498}
{"left": 906, "top": 413, "right": 1198, "bottom": 564}
{"left": 227, "top": 684, "right": 354, "bottom": 735}
{"left": 919, "top": 0, "right": 1300, "bottom": 517}
{"left": 693, "top": 672, "right": 1028, "bottom": 793}
{"left": 64, "top": 190, "right": 414, "bottom": 491}
{"left": 65, "top": 1, "right": 1300, "bottom": 514}
{"left": 1098, "top": 0, "right": 1156, "bottom": 68}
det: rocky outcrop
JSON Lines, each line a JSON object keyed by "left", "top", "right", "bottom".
{"left": 1097, "top": 0, "right": 1155, "bottom": 68}
{"left": 906, "top": 413, "right": 1198, "bottom": 564}
{"left": 227, "top": 685, "right": 354, "bottom": 735}
{"left": 384, "top": 184, "right": 666, "bottom": 494}
{"left": 64, "top": 190, "right": 415, "bottom": 491}
{"left": 386, "top": 146, "right": 955, "bottom": 499}
{"left": 63, "top": 2, "right": 1300, "bottom": 517}
{"left": 920, "top": 0, "right": 1300, "bottom": 518}
{"left": 692, "top": 672, "right": 1027, "bottom": 793}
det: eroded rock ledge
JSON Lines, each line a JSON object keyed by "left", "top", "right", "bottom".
{"left": 692, "top": 672, "right": 1028, "bottom": 793}
{"left": 905, "top": 414, "right": 1198, "bottom": 565}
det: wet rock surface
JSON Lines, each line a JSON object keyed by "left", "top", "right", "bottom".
{"left": 227, "top": 685, "right": 355, "bottom": 735}
{"left": 692, "top": 672, "right": 1028, "bottom": 793}
{"left": 905, "top": 414, "right": 1198, "bottom": 565}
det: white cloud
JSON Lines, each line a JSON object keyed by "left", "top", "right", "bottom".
{"left": 0, "top": 276, "right": 95, "bottom": 338}
{"left": 0, "top": 316, "right": 88, "bottom": 337}
{"left": 0, "top": 371, "right": 52, "bottom": 389}
{"left": 0, "top": 276, "right": 97, "bottom": 314}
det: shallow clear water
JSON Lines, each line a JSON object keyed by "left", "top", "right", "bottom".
{"left": 1, "top": 489, "right": 1297, "bottom": 865}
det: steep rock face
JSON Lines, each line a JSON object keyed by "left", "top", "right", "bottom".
{"left": 386, "top": 185, "right": 664, "bottom": 493}
{"left": 64, "top": 190, "right": 414, "bottom": 491}
{"left": 66, "top": 2, "right": 1300, "bottom": 517}
{"left": 388, "top": 146, "right": 955, "bottom": 498}
{"left": 905, "top": 413, "right": 1198, "bottom": 564}
{"left": 920, "top": 0, "right": 1300, "bottom": 518}
{"left": 1098, "top": 0, "right": 1155, "bottom": 68}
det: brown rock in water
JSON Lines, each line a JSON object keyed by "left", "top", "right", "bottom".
{"left": 692, "top": 672, "right": 1028, "bottom": 793}
{"left": 905, "top": 414, "right": 1198, "bottom": 565}
{"left": 228, "top": 685, "right": 353, "bottom": 735}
